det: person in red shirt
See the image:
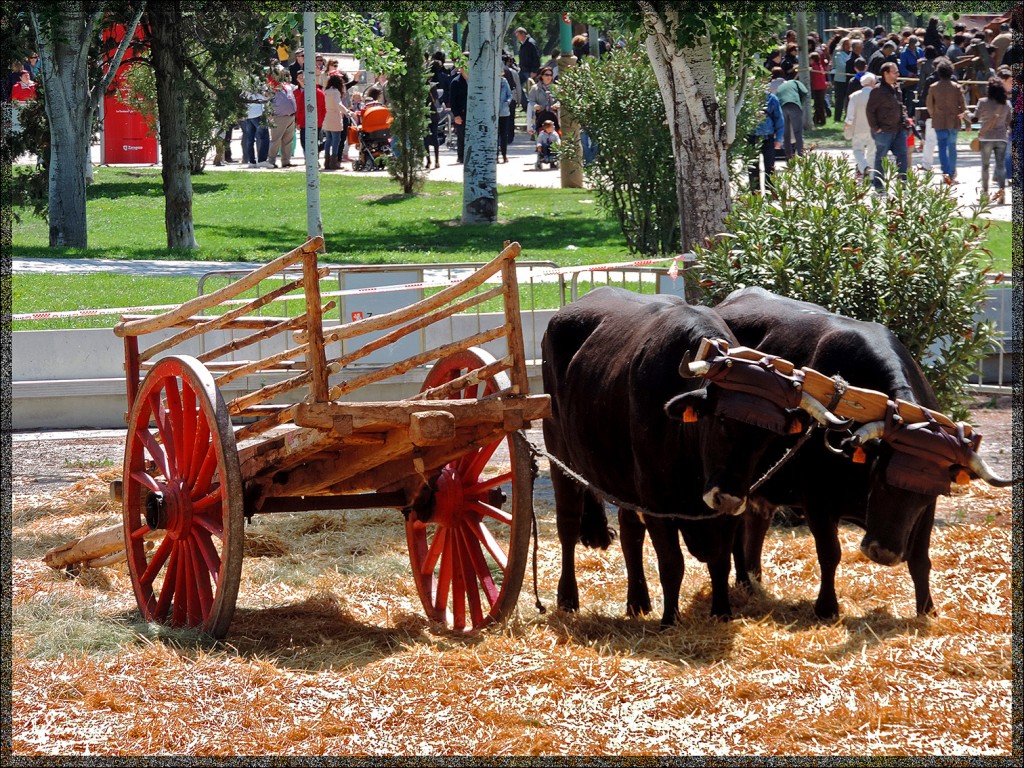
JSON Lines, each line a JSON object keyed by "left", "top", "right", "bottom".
{"left": 11, "top": 69, "right": 36, "bottom": 101}
{"left": 294, "top": 70, "right": 327, "bottom": 165}
{"left": 809, "top": 51, "right": 829, "bottom": 126}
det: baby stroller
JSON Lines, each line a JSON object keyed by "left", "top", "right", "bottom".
{"left": 534, "top": 118, "right": 560, "bottom": 171}
{"left": 350, "top": 104, "right": 394, "bottom": 171}
{"left": 535, "top": 143, "right": 559, "bottom": 170}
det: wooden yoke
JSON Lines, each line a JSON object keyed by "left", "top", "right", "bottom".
{"left": 302, "top": 248, "right": 330, "bottom": 402}
{"left": 695, "top": 338, "right": 971, "bottom": 436}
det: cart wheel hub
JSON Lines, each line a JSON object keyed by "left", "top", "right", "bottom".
{"left": 144, "top": 491, "right": 166, "bottom": 531}
{"left": 433, "top": 466, "right": 465, "bottom": 525}
{"left": 154, "top": 479, "right": 194, "bottom": 541}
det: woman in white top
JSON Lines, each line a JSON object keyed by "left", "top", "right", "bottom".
{"left": 322, "top": 73, "right": 352, "bottom": 171}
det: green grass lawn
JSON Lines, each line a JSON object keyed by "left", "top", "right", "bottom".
{"left": 11, "top": 167, "right": 625, "bottom": 264}
{"left": 12, "top": 166, "right": 1011, "bottom": 330}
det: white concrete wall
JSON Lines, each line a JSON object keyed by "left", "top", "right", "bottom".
{"left": 12, "top": 313, "right": 551, "bottom": 431}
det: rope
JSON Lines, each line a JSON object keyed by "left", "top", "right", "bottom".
{"left": 518, "top": 431, "right": 741, "bottom": 523}
{"left": 748, "top": 423, "right": 815, "bottom": 493}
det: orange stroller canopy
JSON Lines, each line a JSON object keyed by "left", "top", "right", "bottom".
{"left": 361, "top": 104, "right": 393, "bottom": 133}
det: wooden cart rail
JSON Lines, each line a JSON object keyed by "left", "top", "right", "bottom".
{"left": 114, "top": 238, "right": 533, "bottom": 443}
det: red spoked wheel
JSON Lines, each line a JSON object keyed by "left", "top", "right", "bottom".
{"left": 407, "top": 348, "right": 534, "bottom": 632}
{"left": 122, "top": 355, "right": 244, "bottom": 639}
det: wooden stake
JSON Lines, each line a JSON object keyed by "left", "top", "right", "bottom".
{"left": 303, "top": 250, "right": 330, "bottom": 403}
{"left": 198, "top": 305, "right": 334, "bottom": 364}
{"left": 500, "top": 254, "right": 530, "bottom": 395}
{"left": 327, "top": 325, "right": 510, "bottom": 400}
{"left": 294, "top": 241, "right": 521, "bottom": 346}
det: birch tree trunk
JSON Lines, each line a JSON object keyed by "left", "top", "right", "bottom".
{"left": 461, "top": 6, "right": 516, "bottom": 224}
{"left": 302, "top": 10, "right": 322, "bottom": 240}
{"left": 30, "top": 5, "right": 143, "bottom": 248}
{"left": 149, "top": 1, "right": 198, "bottom": 249}
{"left": 641, "top": 9, "right": 730, "bottom": 251}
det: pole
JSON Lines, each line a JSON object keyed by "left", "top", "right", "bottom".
{"left": 559, "top": 12, "right": 572, "bottom": 54}
{"left": 302, "top": 10, "right": 322, "bottom": 242}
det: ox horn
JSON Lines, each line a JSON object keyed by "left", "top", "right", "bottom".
{"left": 799, "top": 392, "right": 853, "bottom": 429}
{"left": 966, "top": 452, "right": 1016, "bottom": 487}
{"left": 679, "top": 351, "right": 712, "bottom": 379}
{"left": 851, "top": 420, "right": 887, "bottom": 444}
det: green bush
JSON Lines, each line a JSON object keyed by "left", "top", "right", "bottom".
{"left": 694, "top": 152, "right": 998, "bottom": 418}
{"left": 556, "top": 39, "right": 679, "bottom": 256}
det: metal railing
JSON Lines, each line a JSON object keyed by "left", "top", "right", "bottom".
{"left": 198, "top": 263, "right": 1014, "bottom": 391}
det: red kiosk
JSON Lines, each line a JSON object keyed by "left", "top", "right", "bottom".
{"left": 102, "top": 24, "right": 157, "bottom": 165}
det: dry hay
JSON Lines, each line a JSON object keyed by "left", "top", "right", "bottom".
{"left": 11, "top": 464, "right": 1012, "bottom": 756}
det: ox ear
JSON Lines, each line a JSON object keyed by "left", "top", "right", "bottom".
{"left": 784, "top": 408, "right": 810, "bottom": 436}
{"left": 665, "top": 389, "right": 709, "bottom": 423}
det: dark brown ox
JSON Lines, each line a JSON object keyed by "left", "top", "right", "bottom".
{"left": 540, "top": 287, "right": 847, "bottom": 623}
{"left": 714, "top": 287, "right": 1014, "bottom": 618}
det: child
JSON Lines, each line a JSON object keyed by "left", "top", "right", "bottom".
{"left": 535, "top": 119, "right": 560, "bottom": 168}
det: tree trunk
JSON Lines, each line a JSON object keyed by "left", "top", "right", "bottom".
{"left": 644, "top": 29, "right": 730, "bottom": 252}
{"left": 46, "top": 92, "right": 91, "bottom": 248}
{"left": 302, "top": 10, "right": 322, "bottom": 240}
{"left": 32, "top": 7, "right": 99, "bottom": 248}
{"left": 796, "top": 8, "right": 813, "bottom": 131}
{"left": 461, "top": 7, "right": 516, "bottom": 224}
{"left": 149, "top": 2, "right": 198, "bottom": 249}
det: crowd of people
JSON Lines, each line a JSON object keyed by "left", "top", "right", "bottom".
{"left": 3, "top": 52, "right": 40, "bottom": 134}
{"left": 750, "top": 16, "right": 1019, "bottom": 202}
{"left": 223, "top": 48, "right": 382, "bottom": 170}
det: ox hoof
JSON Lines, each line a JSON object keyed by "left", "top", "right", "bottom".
{"left": 625, "top": 600, "right": 651, "bottom": 618}
{"left": 556, "top": 595, "right": 579, "bottom": 613}
{"left": 813, "top": 599, "right": 840, "bottom": 621}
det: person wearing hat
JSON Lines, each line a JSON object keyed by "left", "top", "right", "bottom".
{"left": 261, "top": 67, "right": 297, "bottom": 168}
{"left": 844, "top": 71, "right": 879, "bottom": 180}
{"left": 289, "top": 49, "right": 304, "bottom": 85}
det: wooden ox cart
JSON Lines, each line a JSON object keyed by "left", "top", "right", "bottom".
{"left": 102, "top": 237, "right": 549, "bottom": 638}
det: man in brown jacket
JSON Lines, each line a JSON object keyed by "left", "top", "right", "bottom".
{"left": 866, "top": 62, "right": 909, "bottom": 191}
{"left": 925, "top": 58, "right": 967, "bottom": 183}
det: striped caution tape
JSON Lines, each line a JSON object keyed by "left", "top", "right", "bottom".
{"left": 12, "top": 253, "right": 697, "bottom": 321}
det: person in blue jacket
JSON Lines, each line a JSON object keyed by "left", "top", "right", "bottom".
{"left": 748, "top": 88, "right": 785, "bottom": 194}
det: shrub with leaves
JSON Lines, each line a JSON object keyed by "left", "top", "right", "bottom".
{"left": 694, "top": 153, "right": 999, "bottom": 418}
{"left": 556, "top": 39, "right": 679, "bottom": 256}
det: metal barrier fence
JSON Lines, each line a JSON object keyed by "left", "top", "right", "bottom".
{"left": 197, "top": 261, "right": 564, "bottom": 365}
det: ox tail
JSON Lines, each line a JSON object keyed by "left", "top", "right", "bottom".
{"left": 579, "top": 491, "right": 615, "bottom": 549}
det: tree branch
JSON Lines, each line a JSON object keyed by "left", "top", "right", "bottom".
{"left": 182, "top": 54, "right": 221, "bottom": 95}
{"left": 90, "top": 3, "right": 146, "bottom": 115}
